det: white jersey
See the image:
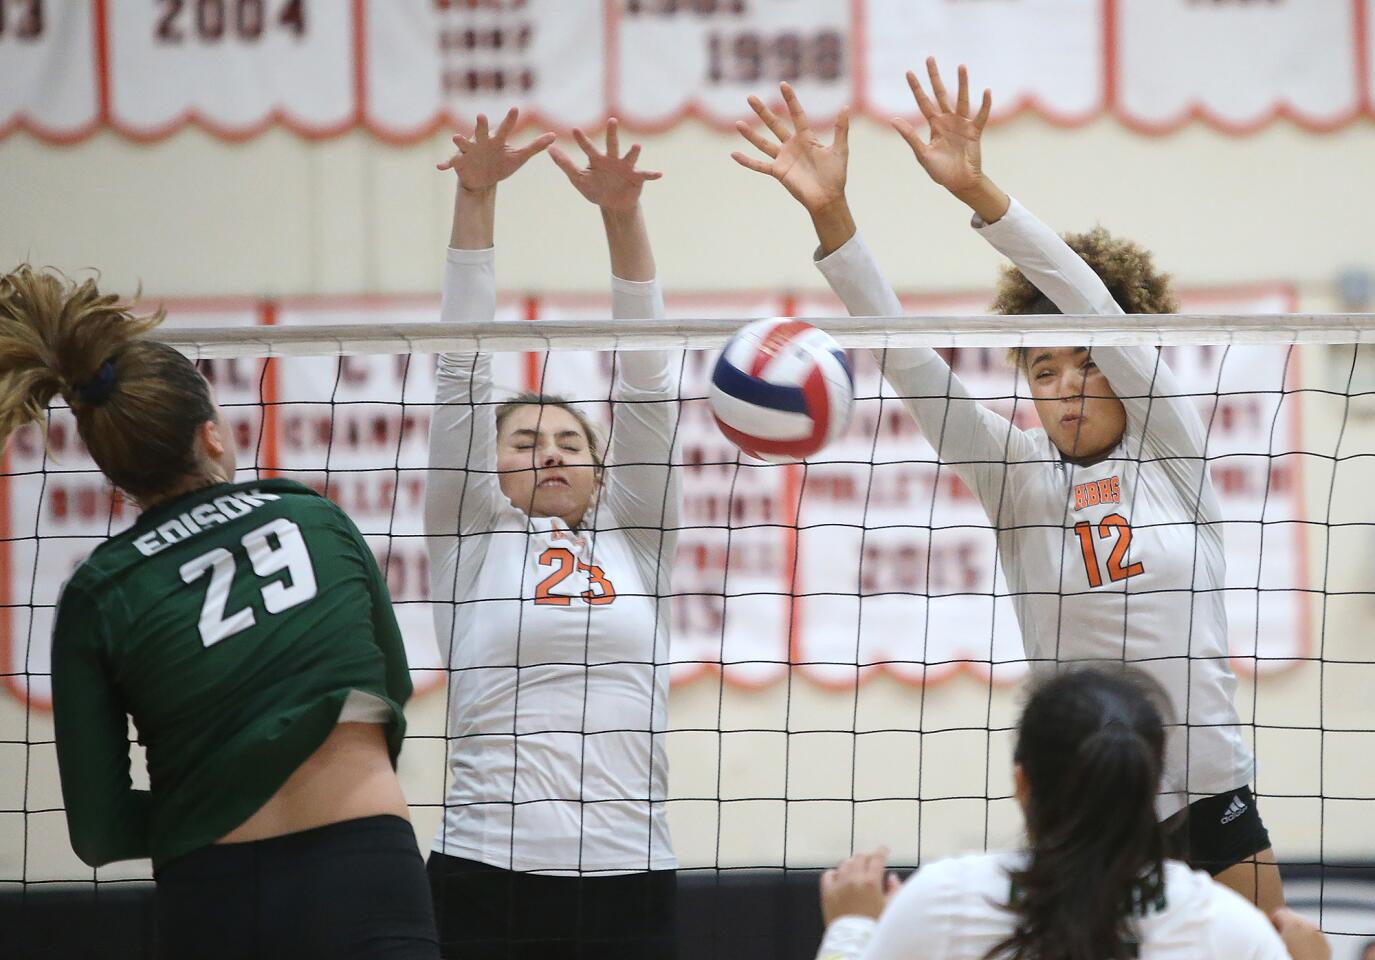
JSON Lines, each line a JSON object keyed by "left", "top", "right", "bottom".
{"left": 817, "top": 852, "right": 1288, "bottom": 960}
{"left": 426, "top": 247, "right": 680, "bottom": 875}
{"left": 814, "top": 200, "right": 1254, "bottom": 817}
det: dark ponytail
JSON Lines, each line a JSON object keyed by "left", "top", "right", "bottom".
{"left": 990, "top": 667, "right": 1169, "bottom": 960}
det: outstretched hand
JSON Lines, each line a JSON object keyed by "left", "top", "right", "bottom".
{"left": 438, "top": 107, "right": 555, "bottom": 192}
{"left": 549, "top": 119, "right": 662, "bottom": 212}
{"left": 731, "top": 82, "right": 850, "bottom": 215}
{"left": 820, "top": 847, "right": 903, "bottom": 926}
{"left": 892, "top": 57, "right": 992, "bottom": 197}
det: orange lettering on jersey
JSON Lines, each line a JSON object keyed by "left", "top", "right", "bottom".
{"left": 534, "top": 546, "right": 616, "bottom": 607}
{"left": 1072, "top": 476, "right": 1121, "bottom": 512}
{"left": 548, "top": 528, "right": 587, "bottom": 550}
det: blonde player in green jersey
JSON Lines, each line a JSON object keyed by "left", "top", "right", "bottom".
{"left": 0, "top": 267, "right": 440, "bottom": 958}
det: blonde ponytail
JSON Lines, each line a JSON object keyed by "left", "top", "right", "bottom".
{"left": 0, "top": 266, "right": 216, "bottom": 500}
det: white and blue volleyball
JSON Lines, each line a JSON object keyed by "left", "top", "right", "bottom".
{"left": 708, "top": 318, "right": 854, "bottom": 463}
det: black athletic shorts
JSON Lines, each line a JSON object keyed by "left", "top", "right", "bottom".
{"left": 155, "top": 814, "right": 439, "bottom": 960}
{"left": 426, "top": 851, "right": 677, "bottom": 960}
{"left": 1162, "top": 785, "right": 1273, "bottom": 876}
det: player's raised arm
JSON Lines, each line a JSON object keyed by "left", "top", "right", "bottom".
{"left": 425, "top": 109, "right": 555, "bottom": 548}
{"left": 732, "top": 83, "right": 1037, "bottom": 504}
{"left": 897, "top": 58, "right": 1206, "bottom": 459}
{"left": 551, "top": 121, "right": 680, "bottom": 539}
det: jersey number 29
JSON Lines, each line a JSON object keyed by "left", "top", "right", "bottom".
{"left": 179, "top": 518, "right": 319, "bottom": 647}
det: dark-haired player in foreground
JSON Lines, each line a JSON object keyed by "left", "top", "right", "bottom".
{"left": 815, "top": 668, "right": 1326, "bottom": 960}
{"left": 0, "top": 267, "right": 438, "bottom": 957}
{"left": 732, "top": 59, "right": 1280, "bottom": 913}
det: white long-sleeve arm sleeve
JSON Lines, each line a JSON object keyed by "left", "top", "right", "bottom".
{"left": 815, "top": 233, "right": 1038, "bottom": 504}
{"left": 973, "top": 198, "right": 1207, "bottom": 459}
{"left": 424, "top": 247, "right": 503, "bottom": 559}
{"left": 599, "top": 276, "right": 681, "bottom": 554}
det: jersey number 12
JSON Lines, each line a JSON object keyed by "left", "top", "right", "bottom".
{"left": 179, "top": 518, "right": 319, "bottom": 647}
{"left": 1074, "top": 513, "right": 1146, "bottom": 589}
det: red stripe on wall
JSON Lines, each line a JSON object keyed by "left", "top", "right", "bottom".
{"left": 849, "top": 0, "right": 868, "bottom": 113}
{"left": 260, "top": 300, "right": 280, "bottom": 479}
{"left": 523, "top": 295, "right": 542, "bottom": 393}
{"left": 1356, "top": 0, "right": 1372, "bottom": 113}
{"left": 603, "top": 0, "right": 620, "bottom": 116}
{"left": 353, "top": 0, "right": 369, "bottom": 126}
{"left": 93, "top": 0, "right": 112, "bottom": 122}
{"left": 1102, "top": 0, "right": 1118, "bottom": 112}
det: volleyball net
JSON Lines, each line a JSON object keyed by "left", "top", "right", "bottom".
{"left": 2, "top": 292, "right": 1374, "bottom": 949}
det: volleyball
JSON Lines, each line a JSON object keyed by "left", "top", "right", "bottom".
{"left": 707, "top": 318, "right": 855, "bottom": 463}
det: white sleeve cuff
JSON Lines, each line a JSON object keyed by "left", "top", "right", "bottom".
{"left": 816, "top": 916, "right": 879, "bottom": 960}
{"left": 813, "top": 230, "right": 874, "bottom": 273}
{"left": 446, "top": 245, "right": 495, "bottom": 264}
{"left": 610, "top": 275, "right": 664, "bottom": 321}
{"left": 610, "top": 274, "right": 659, "bottom": 294}
{"left": 970, "top": 196, "right": 1030, "bottom": 236}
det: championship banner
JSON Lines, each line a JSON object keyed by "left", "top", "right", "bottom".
{"left": 0, "top": 2, "right": 99, "bottom": 141}
{"left": 863, "top": 0, "right": 1104, "bottom": 126}
{"left": 0, "top": 284, "right": 1307, "bottom": 709}
{"left": 1, "top": 1, "right": 1371, "bottom": 142}
{"left": 104, "top": 0, "right": 355, "bottom": 139}
{"left": 1115, "top": 0, "right": 1363, "bottom": 132}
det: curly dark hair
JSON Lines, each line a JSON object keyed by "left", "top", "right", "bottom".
{"left": 998, "top": 227, "right": 1178, "bottom": 371}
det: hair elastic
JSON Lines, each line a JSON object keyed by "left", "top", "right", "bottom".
{"left": 75, "top": 360, "right": 117, "bottom": 406}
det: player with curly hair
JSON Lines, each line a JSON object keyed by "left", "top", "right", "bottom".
{"left": 732, "top": 59, "right": 1281, "bottom": 913}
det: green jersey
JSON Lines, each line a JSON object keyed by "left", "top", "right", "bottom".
{"left": 51, "top": 479, "right": 413, "bottom": 868}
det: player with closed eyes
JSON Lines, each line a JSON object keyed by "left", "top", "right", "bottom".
{"left": 424, "top": 109, "right": 682, "bottom": 959}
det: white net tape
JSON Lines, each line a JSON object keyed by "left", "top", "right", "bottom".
{"left": 160, "top": 313, "right": 1375, "bottom": 358}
